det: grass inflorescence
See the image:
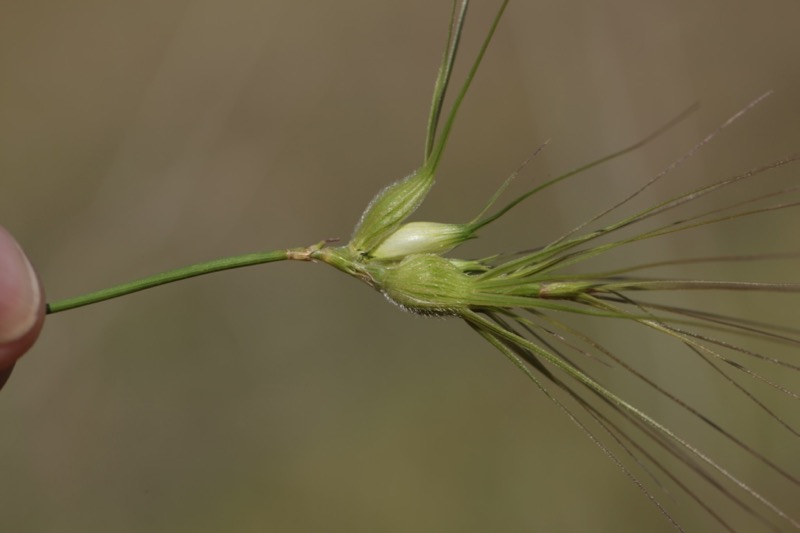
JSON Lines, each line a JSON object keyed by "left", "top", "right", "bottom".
{"left": 45, "top": 1, "right": 799, "bottom": 530}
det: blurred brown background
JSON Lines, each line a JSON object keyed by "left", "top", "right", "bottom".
{"left": 1, "top": 0, "right": 799, "bottom": 531}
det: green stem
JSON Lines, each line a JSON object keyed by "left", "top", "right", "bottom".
{"left": 46, "top": 247, "right": 312, "bottom": 314}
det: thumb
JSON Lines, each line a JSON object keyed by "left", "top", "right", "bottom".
{"left": 0, "top": 226, "right": 45, "bottom": 385}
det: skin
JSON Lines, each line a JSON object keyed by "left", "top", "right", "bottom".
{"left": 0, "top": 226, "right": 45, "bottom": 391}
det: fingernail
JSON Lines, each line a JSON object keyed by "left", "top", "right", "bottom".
{"left": 0, "top": 227, "right": 41, "bottom": 344}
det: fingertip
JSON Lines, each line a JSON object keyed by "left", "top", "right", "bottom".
{"left": 0, "top": 226, "right": 45, "bottom": 376}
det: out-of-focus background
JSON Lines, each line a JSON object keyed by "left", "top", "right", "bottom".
{"left": 2, "top": 1, "right": 799, "bottom": 531}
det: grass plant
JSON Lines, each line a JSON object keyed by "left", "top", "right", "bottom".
{"left": 45, "top": 1, "right": 799, "bottom": 530}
